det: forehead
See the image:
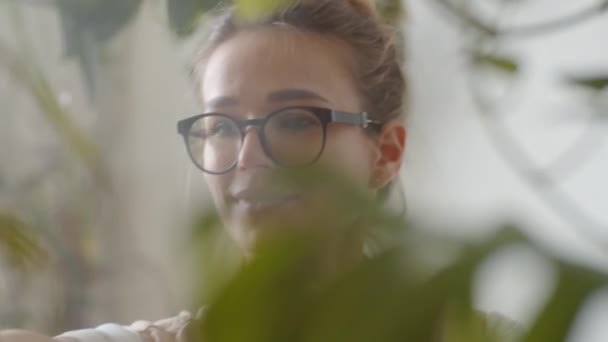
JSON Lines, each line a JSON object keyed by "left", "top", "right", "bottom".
{"left": 201, "top": 27, "right": 360, "bottom": 111}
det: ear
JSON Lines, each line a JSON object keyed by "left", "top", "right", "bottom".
{"left": 370, "top": 119, "right": 406, "bottom": 190}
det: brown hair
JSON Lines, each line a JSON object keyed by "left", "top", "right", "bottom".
{"left": 192, "top": 0, "right": 407, "bottom": 124}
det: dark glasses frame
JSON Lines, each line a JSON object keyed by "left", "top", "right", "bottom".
{"left": 177, "top": 106, "right": 382, "bottom": 174}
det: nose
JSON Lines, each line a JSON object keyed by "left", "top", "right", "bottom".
{"left": 237, "top": 127, "right": 274, "bottom": 170}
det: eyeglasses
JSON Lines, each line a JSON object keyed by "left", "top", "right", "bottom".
{"left": 177, "top": 106, "right": 382, "bottom": 174}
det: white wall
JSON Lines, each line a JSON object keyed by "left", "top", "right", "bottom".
{"left": 404, "top": 0, "right": 608, "bottom": 340}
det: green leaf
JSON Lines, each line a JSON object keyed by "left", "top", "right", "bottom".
{"left": 56, "top": 0, "right": 142, "bottom": 100}
{"left": 474, "top": 54, "right": 519, "bottom": 74}
{"left": 186, "top": 165, "right": 600, "bottom": 342}
{"left": 521, "top": 263, "right": 607, "bottom": 342}
{"left": 302, "top": 249, "right": 420, "bottom": 342}
{"left": 167, "top": 0, "right": 219, "bottom": 37}
{"left": 234, "top": 0, "right": 292, "bottom": 21}
{"left": 199, "top": 225, "right": 527, "bottom": 342}
{"left": 201, "top": 235, "right": 321, "bottom": 342}
{"left": 375, "top": 0, "right": 405, "bottom": 26}
{"left": 434, "top": 0, "right": 498, "bottom": 37}
{"left": 568, "top": 75, "right": 608, "bottom": 91}
{"left": 0, "top": 40, "right": 100, "bottom": 174}
{"left": 0, "top": 212, "right": 47, "bottom": 270}
{"left": 57, "top": 0, "right": 143, "bottom": 55}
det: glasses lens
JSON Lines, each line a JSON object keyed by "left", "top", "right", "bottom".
{"left": 265, "top": 108, "right": 324, "bottom": 166}
{"left": 186, "top": 115, "right": 241, "bottom": 173}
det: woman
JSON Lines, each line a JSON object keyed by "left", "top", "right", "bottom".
{"left": 0, "top": 0, "right": 517, "bottom": 341}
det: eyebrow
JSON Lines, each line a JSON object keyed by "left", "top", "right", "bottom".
{"left": 205, "top": 88, "right": 329, "bottom": 109}
{"left": 267, "top": 89, "right": 329, "bottom": 103}
{"left": 205, "top": 96, "right": 238, "bottom": 108}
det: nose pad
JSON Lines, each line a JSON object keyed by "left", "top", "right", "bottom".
{"left": 237, "top": 127, "right": 273, "bottom": 170}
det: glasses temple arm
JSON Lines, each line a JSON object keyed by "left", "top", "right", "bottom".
{"left": 331, "top": 110, "right": 382, "bottom": 128}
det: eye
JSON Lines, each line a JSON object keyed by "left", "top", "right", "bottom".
{"left": 274, "top": 110, "right": 320, "bottom": 132}
{"left": 188, "top": 129, "right": 206, "bottom": 139}
{"left": 211, "top": 120, "right": 239, "bottom": 136}
{"left": 195, "top": 116, "right": 240, "bottom": 139}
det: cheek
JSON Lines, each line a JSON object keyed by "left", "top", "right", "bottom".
{"left": 318, "top": 128, "right": 375, "bottom": 188}
{"left": 204, "top": 174, "right": 231, "bottom": 214}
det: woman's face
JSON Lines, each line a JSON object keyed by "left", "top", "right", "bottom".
{"left": 200, "top": 27, "right": 385, "bottom": 250}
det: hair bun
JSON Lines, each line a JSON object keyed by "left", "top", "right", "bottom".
{"left": 347, "top": 0, "right": 378, "bottom": 17}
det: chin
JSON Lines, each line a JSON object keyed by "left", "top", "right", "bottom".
{"left": 229, "top": 214, "right": 308, "bottom": 252}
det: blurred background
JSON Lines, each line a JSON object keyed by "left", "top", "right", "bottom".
{"left": 0, "top": 0, "right": 607, "bottom": 340}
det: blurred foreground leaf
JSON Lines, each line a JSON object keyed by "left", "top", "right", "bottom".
{"left": 0, "top": 212, "right": 47, "bottom": 270}
{"left": 193, "top": 189, "right": 537, "bottom": 342}
{"left": 56, "top": 0, "right": 142, "bottom": 99}
{"left": 433, "top": 0, "right": 497, "bottom": 36}
{"left": 57, "top": 0, "right": 143, "bottom": 56}
{"left": 568, "top": 75, "right": 608, "bottom": 91}
{"left": 521, "top": 263, "right": 607, "bottom": 342}
{"left": 168, "top": 0, "right": 220, "bottom": 37}
{"left": 234, "top": 0, "right": 292, "bottom": 21}
{"left": 474, "top": 54, "right": 519, "bottom": 74}
{"left": 375, "top": 0, "right": 406, "bottom": 26}
{"left": 0, "top": 40, "right": 100, "bottom": 174}
{"left": 197, "top": 232, "right": 508, "bottom": 342}
{"left": 187, "top": 166, "right": 601, "bottom": 341}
